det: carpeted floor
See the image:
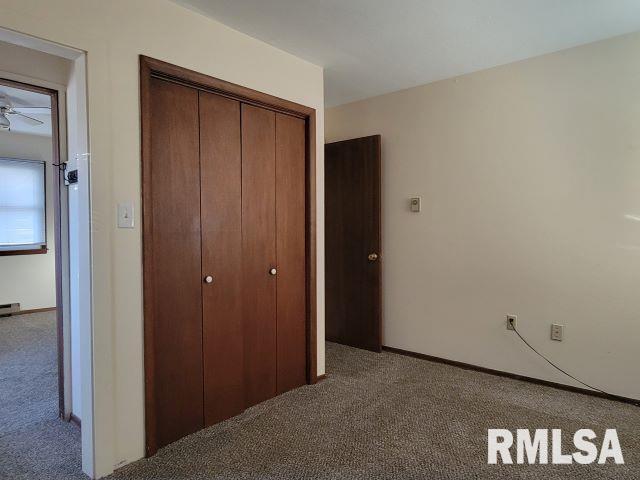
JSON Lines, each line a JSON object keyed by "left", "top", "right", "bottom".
{"left": 110, "top": 342, "right": 639, "bottom": 480}
{"left": 1, "top": 313, "right": 638, "bottom": 479}
{"left": 0, "top": 311, "right": 82, "bottom": 480}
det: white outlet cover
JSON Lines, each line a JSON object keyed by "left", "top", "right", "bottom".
{"left": 551, "top": 324, "right": 564, "bottom": 341}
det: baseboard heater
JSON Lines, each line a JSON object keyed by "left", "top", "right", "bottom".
{"left": 0, "top": 303, "right": 20, "bottom": 316}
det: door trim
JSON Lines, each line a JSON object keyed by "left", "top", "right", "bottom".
{"left": 140, "top": 56, "right": 318, "bottom": 456}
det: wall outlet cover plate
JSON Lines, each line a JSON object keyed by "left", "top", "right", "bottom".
{"left": 551, "top": 324, "right": 564, "bottom": 341}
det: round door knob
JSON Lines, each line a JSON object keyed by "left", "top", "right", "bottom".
{"left": 269, "top": 268, "right": 277, "bottom": 276}
{"left": 368, "top": 253, "right": 379, "bottom": 262}
{"left": 204, "top": 275, "right": 214, "bottom": 284}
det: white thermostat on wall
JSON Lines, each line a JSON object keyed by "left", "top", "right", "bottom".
{"left": 410, "top": 196, "right": 421, "bottom": 212}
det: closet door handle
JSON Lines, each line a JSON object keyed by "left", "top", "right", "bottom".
{"left": 269, "top": 268, "right": 277, "bottom": 276}
{"left": 204, "top": 275, "right": 214, "bottom": 284}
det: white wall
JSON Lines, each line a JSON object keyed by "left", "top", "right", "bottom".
{"left": 0, "top": 132, "right": 56, "bottom": 310}
{"left": 326, "top": 32, "right": 640, "bottom": 401}
{"left": 0, "top": 1, "right": 325, "bottom": 476}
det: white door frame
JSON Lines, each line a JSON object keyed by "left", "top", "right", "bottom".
{"left": 0, "top": 27, "right": 98, "bottom": 478}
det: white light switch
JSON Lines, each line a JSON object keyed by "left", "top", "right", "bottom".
{"left": 117, "top": 203, "right": 134, "bottom": 229}
{"left": 410, "top": 197, "right": 421, "bottom": 212}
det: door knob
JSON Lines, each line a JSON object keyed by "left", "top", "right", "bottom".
{"left": 269, "top": 268, "right": 277, "bottom": 276}
{"left": 204, "top": 275, "right": 214, "bottom": 284}
{"left": 368, "top": 253, "right": 379, "bottom": 262}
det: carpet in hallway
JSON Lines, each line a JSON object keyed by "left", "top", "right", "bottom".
{"left": 0, "top": 311, "right": 83, "bottom": 479}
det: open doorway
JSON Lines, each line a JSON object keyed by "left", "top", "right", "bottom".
{"left": 0, "top": 75, "right": 75, "bottom": 446}
{"left": 0, "top": 33, "right": 94, "bottom": 478}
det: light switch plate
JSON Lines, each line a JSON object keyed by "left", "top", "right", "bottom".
{"left": 117, "top": 203, "right": 134, "bottom": 229}
{"left": 410, "top": 197, "right": 421, "bottom": 212}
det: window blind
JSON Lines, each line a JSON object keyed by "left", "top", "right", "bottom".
{"left": 0, "top": 158, "right": 46, "bottom": 250}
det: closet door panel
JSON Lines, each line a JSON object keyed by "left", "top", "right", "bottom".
{"left": 241, "top": 104, "right": 277, "bottom": 407}
{"left": 148, "top": 78, "right": 203, "bottom": 448}
{"left": 275, "top": 113, "right": 307, "bottom": 393}
{"left": 199, "top": 92, "right": 244, "bottom": 426}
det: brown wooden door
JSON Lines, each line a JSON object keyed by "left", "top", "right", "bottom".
{"left": 199, "top": 92, "right": 244, "bottom": 426}
{"left": 148, "top": 78, "right": 204, "bottom": 448}
{"left": 275, "top": 113, "right": 307, "bottom": 393}
{"left": 241, "top": 104, "right": 278, "bottom": 407}
{"left": 325, "top": 135, "right": 382, "bottom": 352}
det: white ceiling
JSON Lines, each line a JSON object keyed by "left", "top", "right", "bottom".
{"left": 174, "top": 0, "right": 640, "bottom": 107}
{"left": 0, "top": 85, "right": 51, "bottom": 136}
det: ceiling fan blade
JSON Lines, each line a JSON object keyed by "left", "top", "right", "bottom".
{"left": 10, "top": 111, "right": 44, "bottom": 126}
{"left": 12, "top": 107, "right": 51, "bottom": 115}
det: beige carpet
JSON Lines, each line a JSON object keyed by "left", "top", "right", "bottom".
{"left": 1, "top": 315, "right": 638, "bottom": 479}
{"left": 110, "top": 342, "right": 639, "bottom": 480}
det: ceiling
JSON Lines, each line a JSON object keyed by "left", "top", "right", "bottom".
{"left": 0, "top": 85, "right": 51, "bottom": 136}
{"left": 173, "top": 0, "right": 640, "bottom": 107}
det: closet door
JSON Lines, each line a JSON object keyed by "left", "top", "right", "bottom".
{"left": 241, "top": 104, "right": 277, "bottom": 407}
{"left": 199, "top": 92, "right": 244, "bottom": 426}
{"left": 275, "top": 113, "right": 307, "bottom": 393}
{"left": 148, "top": 78, "right": 203, "bottom": 448}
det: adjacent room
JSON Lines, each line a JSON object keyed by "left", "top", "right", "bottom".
{"left": 0, "top": 1, "right": 638, "bottom": 479}
{"left": 0, "top": 77, "right": 62, "bottom": 442}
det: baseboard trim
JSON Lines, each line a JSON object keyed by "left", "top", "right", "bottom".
{"left": 8, "top": 307, "right": 57, "bottom": 317}
{"left": 316, "top": 374, "right": 328, "bottom": 382}
{"left": 69, "top": 413, "right": 81, "bottom": 428}
{"left": 382, "top": 345, "right": 640, "bottom": 407}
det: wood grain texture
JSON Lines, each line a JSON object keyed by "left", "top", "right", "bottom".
{"left": 325, "top": 135, "right": 382, "bottom": 352}
{"left": 148, "top": 77, "right": 204, "bottom": 448}
{"left": 8, "top": 307, "right": 56, "bottom": 316}
{"left": 242, "top": 104, "right": 278, "bottom": 408}
{"left": 275, "top": 113, "right": 307, "bottom": 393}
{"left": 0, "top": 247, "right": 47, "bottom": 256}
{"left": 141, "top": 58, "right": 159, "bottom": 456}
{"left": 305, "top": 114, "right": 318, "bottom": 384}
{"left": 48, "top": 87, "right": 64, "bottom": 418}
{"left": 140, "top": 56, "right": 314, "bottom": 119}
{"left": 141, "top": 57, "right": 318, "bottom": 455}
{"left": 199, "top": 92, "right": 245, "bottom": 426}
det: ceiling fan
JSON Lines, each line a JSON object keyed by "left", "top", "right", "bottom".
{"left": 0, "top": 93, "right": 48, "bottom": 131}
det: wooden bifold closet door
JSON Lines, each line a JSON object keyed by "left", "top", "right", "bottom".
{"left": 148, "top": 78, "right": 204, "bottom": 448}
{"left": 147, "top": 76, "right": 307, "bottom": 451}
{"left": 199, "top": 92, "right": 244, "bottom": 426}
{"left": 274, "top": 113, "right": 307, "bottom": 394}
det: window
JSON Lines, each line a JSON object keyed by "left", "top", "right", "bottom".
{"left": 0, "top": 158, "right": 47, "bottom": 254}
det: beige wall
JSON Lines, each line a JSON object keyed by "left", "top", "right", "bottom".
{"left": 0, "top": 41, "right": 71, "bottom": 85}
{"left": 0, "top": 132, "right": 56, "bottom": 310}
{"left": 326, "top": 32, "right": 640, "bottom": 400}
{"left": 1, "top": 1, "right": 325, "bottom": 475}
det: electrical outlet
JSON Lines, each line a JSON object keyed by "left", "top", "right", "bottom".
{"left": 551, "top": 324, "right": 564, "bottom": 341}
{"left": 506, "top": 314, "right": 517, "bottom": 330}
